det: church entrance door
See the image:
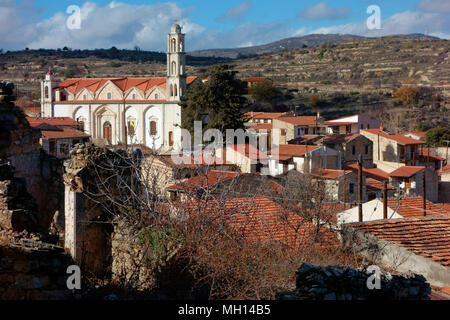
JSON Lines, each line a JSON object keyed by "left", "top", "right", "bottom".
{"left": 103, "top": 121, "right": 112, "bottom": 143}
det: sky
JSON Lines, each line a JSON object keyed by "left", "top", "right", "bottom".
{"left": 0, "top": 0, "right": 449, "bottom": 51}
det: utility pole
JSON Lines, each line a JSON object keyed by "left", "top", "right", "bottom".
{"left": 444, "top": 140, "right": 450, "bottom": 164}
{"left": 423, "top": 171, "right": 426, "bottom": 216}
{"left": 358, "top": 154, "right": 363, "bottom": 222}
{"left": 383, "top": 180, "right": 388, "bottom": 220}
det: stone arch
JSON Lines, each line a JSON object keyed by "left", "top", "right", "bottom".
{"left": 93, "top": 105, "right": 117, "bottom": 143}
{"left": 144, "top": 106, "right": 162, "bottom": 150}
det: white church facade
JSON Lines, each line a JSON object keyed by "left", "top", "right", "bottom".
{"left": 40, "top": 24, "right": 198, "bottom": 152}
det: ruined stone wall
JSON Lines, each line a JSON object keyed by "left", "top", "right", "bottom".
{"left": 0, "top": 83, "right": 65, "bottom": 231}
{"left": 277, "top": 263, "right": 431, "bottom": 300}
{"left": 0, "top": 240, "right": 73, "bottom": 300}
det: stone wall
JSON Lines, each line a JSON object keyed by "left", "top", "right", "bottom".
{"left": 277, "top": 263, "right": 431, "bottom": 300}
{"left": 0, "top": 240, "right": 73, "bottom": 300}
{"left": 0, "top": 82, "right": 65, "bottom": 231}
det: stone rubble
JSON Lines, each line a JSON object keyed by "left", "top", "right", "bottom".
{"left": 277, "top": 263, "right": 432, "bottom": 300}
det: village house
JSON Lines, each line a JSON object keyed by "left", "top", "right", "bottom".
{"left": 26, "top": 117, "right": 90, "bottom": 158}
{"left": 323, "top": 114, "right": 381, "bottom": 134}
{"left": 342, "top": 212, "right": 450, "bottom": 288}
{"left": 438, "top": 164, "right": 450, "bottom": 203}
{"left": 360, "top": 127, "right": 426, "bottom": 172}
{"left": 272, "top": 114, "right": 326, "bottom": 143}
{"left": 401, "top": 131, "right": 427, "bottom": 141}
{"left": 245, "top": 77, "right": 272, "bottom": 88}
{"left": 388, "top": 166, "right": 439, "bottom": 202}
{"left": 216, "top": 143, "right": 268, "bottom": 174}
{"left": 244, "top": 111, "right": 289, "bottom": 126}
{"left": 309, "top": 169, "right": 363, "bottom": 204}
{"left": 319, "top": 133, "right": 373, "bottom": 166}
{"left": 267, "top": 144, "right": 341, "bottom": 176}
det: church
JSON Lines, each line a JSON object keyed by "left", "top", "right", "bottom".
{"left": 40, "top": 24, "right": 198, "bottom": 152}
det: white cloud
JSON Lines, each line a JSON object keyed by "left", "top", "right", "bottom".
{"left": 294, "top": 10, "right": 450, "bottom": 39}
{"left": 298, "top": 2, "right": 350, "bottom": 21}
{"left": 217, "top": 1, "right": 251, "bottom": 22}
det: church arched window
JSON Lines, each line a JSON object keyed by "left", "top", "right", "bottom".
{"left": 172, "top": 61, "right": 177, "bottom": 75}
{"left": 170, "top": 84, "right": 174, "bottom": 97}
{"left": 171, "top": 38, "right": 176, "bottom": 52}
{"left": 150, "top": 121, "right": 157, "bottom": 136}
{"left": 45, "top": 86, "right": 49, "bottom": 99}
{"left": 107, "top": 92, "right": 112, "bottom": 100}
{"left": 154, "top": 93, "right": 159, "bottom": 100}
{"left": 179, "top": 40, "right": 183, "bottom": 52}
{"left": 174, "top": 84, "right": 178, "bottom": 97}
{"left": 168, "top": 131, "right": 174, "bottom": 146}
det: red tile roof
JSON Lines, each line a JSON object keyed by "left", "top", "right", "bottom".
{"left": 246, "top": 77, "right": 269, "bottom": 82}
{"left": 418, "top": 149, "right": 445, "bottom": 161}
{"left": 184, "top": 197, "right": 338, "bottom": 248}
{"left": 58, "top": 76, "right": 198, "bottom": 94}
{"left": 389, "top": 166, "right": 425, "bottom": 178}
{"left": 227, "top": 144, "right": 268, "bottom": 160}
{"left": 288, "top": 135, "right": 322, "bottom": 145}
{"left": 244, "top": 112, "right": 287, "bottom": 120}
{"left": 365, "top": 178, "right": 395, "bottom": 191}
{"left": 168, "top": 170, "right": 239, "bottom": 192}
{"left": 322, "top": 133, "right": 361, "bottom": 144}
{"left": 277, "top": 116, "right": 318, "bottom": 126}
{"left": 348, "top": 214, "right": 450, "bottom": 267}
{"left": 40, "top": 127, "right": 90, "bottom": 139}
{"left": 361, "top": 129, "right": 426, "bottom": 145}
{"left": 311, "top": 169, "right": 346, "bottom": 180}
{"left": 270, "top": 144, "right": 320, "bottom": 160}
{"left": 344, "top": 163, "right": 389, "bottom": 181}
{"left": 248, "top": 123, "right": 273, "bottom": 131}
{"left": 387, "top": 197, "right": 450, "bottom": 218}
{"left": 26, "top": 117, "right": 81, "bottom": 127}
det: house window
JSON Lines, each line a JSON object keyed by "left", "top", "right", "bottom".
{"left": 49, "top": 141, "right": 56, "bottom": 154}
{"left": 59, "top": 143, "right": 69, "bottom": 155}
{"left": 352, "top": 145, "right": 356, "bottom": 155}
{"left": 150, "top": 120, "right": 157, "bottom": 136}
{"left": 107, "top": 92, "right": 112, "bottom": 100}
{"left": 349, "top": 183, "right": 355, "bottom": 194}
{"left": 365, "top": 145, "right": 369, "bottom": 155}
{"left": 72, "top": 139, "right": 80, "bottom": 145}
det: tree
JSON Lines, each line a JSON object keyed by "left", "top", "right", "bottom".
{"left": 64, "top": 69, "right": 75, "bottom": 78}
{"left": 181, "top": 65, "right": 249, "bottom": 137}
{"left": 310, "top": 94, "right": 321, "bottom": 107}
{"left": 425, "top": 127, "right": 450, "bottom": 147}
{"left": 393, "top": 78, "right": 419, "bottom": 108}
{"left": 248, "top": 79, "right": 279, "bottom": 102}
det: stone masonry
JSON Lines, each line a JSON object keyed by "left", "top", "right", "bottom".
{"left": 277, "top": 263, "right": 431, "bottom": 300}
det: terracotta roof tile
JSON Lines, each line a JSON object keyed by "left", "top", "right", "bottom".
{"left": 344, "top": 163, "right": 389, "bottom": 181}
{"left": 58, "top": 76, "right": 198, "bottom": 94}
{"left": 40, "top": 127, "right": 90, "bottom": 139}
{"left": 168, "top": 170, "right": 239, "bottom": 191}
{"left": 361, "top": 129, "right": 426, "bottom": 145}
{"left": 389, "top": 166, "right": 425, "bottom": 178}
{"left": 26, "top": 117, "right": 81, "bottom": 127}
{"left": 270, "top": 144, "right": 320, "bottom": 160}
{"left": 311, "top": 169, "right": 346, "bottom": 180}
{"left": 348, "top": 214, "right": 450, "bottom": 267}
{"left": 184, "top": 197, "right": 338, "bottom": 248}
{"left": 243, "top": 112, "right": 288, "bottom": 120}
{"left": 387, "top": 197, "right": 450, "bottom": 218}
{"left": 277, "top": 116, "right": 318, "bottom": 126}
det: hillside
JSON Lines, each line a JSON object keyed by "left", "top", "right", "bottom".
{"left": 0, "top": 35, "right": 448, "bottom": 130}
{"left": 189, "top": 34, "right": 363, "bottom": 59}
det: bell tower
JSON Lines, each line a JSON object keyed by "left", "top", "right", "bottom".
{"left": 166, "top": 23, "right": 186, "bottom": 101}
{"left": 40, "top": 70, "right": 58, "bottom": 117}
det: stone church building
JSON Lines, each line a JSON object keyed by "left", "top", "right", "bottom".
{"left": 40, "top": 24, "right": 198, "bottom": 152}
